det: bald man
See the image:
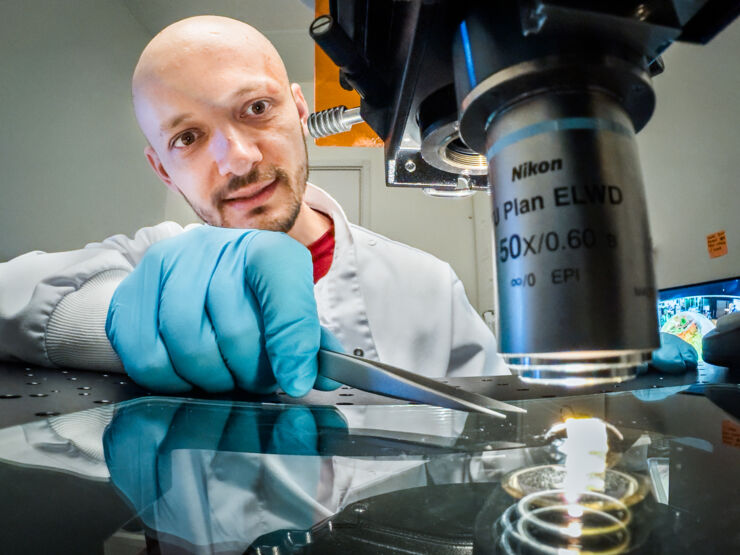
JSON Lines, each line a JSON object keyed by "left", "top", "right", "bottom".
{"left": 0, "top": 16, "right": 505, "bottom": 395}
{"left": 132, "top": 16, "right": 324, "bottom": 239}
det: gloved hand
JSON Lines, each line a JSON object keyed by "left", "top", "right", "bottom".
{"left": 106, "top": 226, "right": 340, "bottom": 396}
{"left": 636, "top": 332, "right": 699, "bottom": 375}
{"left": 103, "top": 398, "right": 348, "bottom": 550}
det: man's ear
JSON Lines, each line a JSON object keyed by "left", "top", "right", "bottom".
{"left": 144, "top": 145, "right": 177, "bottom": 192}
{"left": 291, "top": 83, "right": 310, "bottom": 137}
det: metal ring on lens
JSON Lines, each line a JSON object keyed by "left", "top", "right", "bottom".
{"left": 502, "top": 466, "right": 643, "bottom": 509}
{"left": 516, "top": 509, "right": 630, "bottom": 555}
{"left": 497, "top": 493, "right": 631, "bottom": 555}
{"left": 497, "top": 504, "right": 518, "bottom": 534}
{"left": 420, "top": 119, "right": 488, "bottom": 176}
{"left": 517, "top": 490, "right": 631, "bottom": 526}
{"left": 515, "top": 490, "right": 631, "bottom": 554}
{"left": 503, "top": 351, "right": 652, "bottom": 386}
{"left": 519, "top": 504, "right": 629, "bottom": 537}
{"left": 498, "top": 505, "right": 533, "bottom": 555}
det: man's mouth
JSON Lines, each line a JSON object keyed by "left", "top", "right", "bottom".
{"left": 222, "top": 179, "right": 279, "bottom": 212}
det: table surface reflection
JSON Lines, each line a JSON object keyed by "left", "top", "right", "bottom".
{"left": 0, "top": 383, "right": 738, "bottom": 554}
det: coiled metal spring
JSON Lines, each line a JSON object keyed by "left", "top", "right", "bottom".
{"left": 307, "top": 106, "right": 364, "bottom": 138}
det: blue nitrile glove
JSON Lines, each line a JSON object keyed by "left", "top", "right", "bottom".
{"left": 103, "top": 399, "right": 348, "bottom": 550}
{"left": 106, "top": 227, "right": 329, "bottom": 396}
{"left": 636, "top": 332, "right": 699, "bottom": 375}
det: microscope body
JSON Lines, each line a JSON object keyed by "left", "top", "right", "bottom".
{"left": 310, "top": 1, "right": 738, "bottom": 383}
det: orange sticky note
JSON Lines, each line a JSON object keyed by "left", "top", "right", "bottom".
{"left": 314, "top": 0, "right": 382, "bottom": 147}
{"left": 706, "top": 230, "right": 728, "bottom": 259}
{"left": 722, "top": 419, "right": 740, "bottom": 448}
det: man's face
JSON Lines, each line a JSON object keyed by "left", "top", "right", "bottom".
{"left": 136, "top": 44, "right": 310, "bottom": 230}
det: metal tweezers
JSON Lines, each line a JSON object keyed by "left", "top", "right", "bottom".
{"left": 318, "top": 349, "right": 527, "bottom": 418}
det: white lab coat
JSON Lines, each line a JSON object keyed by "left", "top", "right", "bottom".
{"left": 0, "top": 184, "right": 507, "bottom": 377}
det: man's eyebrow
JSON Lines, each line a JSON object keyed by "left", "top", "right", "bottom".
{"left": 161, "top": 113, "right": 193, "bottom": 132}
{"left": 231, "top": 85, "right": 259, "bottom": 99}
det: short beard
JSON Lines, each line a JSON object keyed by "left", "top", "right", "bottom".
{"left": 243, "top": 171, "right": 303, "bottom": 232}
{"left": 181, "top": 131, "right": 310, "bottom": 231}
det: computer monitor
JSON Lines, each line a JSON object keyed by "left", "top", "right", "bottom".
{"left": 658, "top": 276, "right": 740, "bottom": 361}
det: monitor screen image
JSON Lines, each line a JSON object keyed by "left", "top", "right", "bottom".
{"left": 658, "top": 277, "right": 740, "bottom": 361}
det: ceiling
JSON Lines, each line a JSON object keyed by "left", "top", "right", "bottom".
{"left": 120, "top": 0, "right": 317, "bottom": 82}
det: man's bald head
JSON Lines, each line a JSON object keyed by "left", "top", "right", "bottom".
{"left": 130, "top": 15, "right": 313, "bottom": 235}
{"left": 132, "top": 16, "right": 290, "bottom": 136}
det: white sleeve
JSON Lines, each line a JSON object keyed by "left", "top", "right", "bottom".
{"left": 0, "top": 222, "right": 192, "bottom": 370}
{"left": 446, "top": 268, "right": 510, "bottom": 377}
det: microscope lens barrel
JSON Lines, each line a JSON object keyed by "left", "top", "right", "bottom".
{"left": 485, "top": 91, "right": 659, "bottom": 384}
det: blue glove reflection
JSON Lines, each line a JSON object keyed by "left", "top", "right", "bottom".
{"left": 103, "top": 399, "right": 348, "bottom": 550}
{"left": 636, "top": 332, "right": 699, "bottom": 375}
{"left": 106, "top": 227, "right": 323, "bottom": 396}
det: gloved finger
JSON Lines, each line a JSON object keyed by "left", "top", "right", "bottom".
{"left": 310, "top": 406, "right": 348, "bottom": 431}
{"left": 266, "top": 407, "right": 325, "bottom": 530}
{"left": 157, "top": 401, "right": 234, "bottom": 453}
{"left": 211, "top": 405, "right": 277, "bottom": 495}
{"left": 310, "top": 406, "right": 349, "bottom": 456}
{"left": 106, "top": 253, "right": 191, "bottom": 392}
{"left": 103, "top": 400, "right": 183, "bottom": 511}
{"left": 157, "top": 236, "right": 236, "bottom": 392}
{"left": 155, "top": 401, "right": 235, "bottom": 494}
{"left": 269, "top": 406, "right": 319, "bottom": 455}
{"left": 649, "top": 332, "right": 698, "bottom": 374}
{"left": 207, "top": 236, "right": 275, "bottom": 393}
{"left": 218, "top": 403, "right": 281, "bottom": 453}
{"left": 244, "top": 232, "right": 321, "bottom": 397}
{"left": 315, "top": 327, "right": 344, "bottom": 391}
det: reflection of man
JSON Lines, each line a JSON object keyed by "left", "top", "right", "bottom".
{"left": 100, "top": 398, "right": 534, "bottom": 553}
{"left": 0, "top": 16, "right": 506, "bottom": 394}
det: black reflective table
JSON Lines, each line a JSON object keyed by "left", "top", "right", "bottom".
{"left": 1, "top": 360, "right": 736, "bottom": 427}
{"left": 0, "top": 360, "right": 738, "bottom": 554}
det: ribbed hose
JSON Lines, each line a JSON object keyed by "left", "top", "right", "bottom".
{"left": 307, "top": 106, "right": 364, "bottom": 138}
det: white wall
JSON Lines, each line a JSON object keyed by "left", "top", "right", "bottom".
{"left": 0, "top": 0, "right": 164, "bottom": 262}
{"left": 638, "top": 20, "right": 740, "bottom": 288}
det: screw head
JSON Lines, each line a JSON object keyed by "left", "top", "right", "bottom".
{"left": 311, "top": 14, "right": 333, "bottom": 35}
{"left": 404, "top": 159, "right": 416, "bottom": 173}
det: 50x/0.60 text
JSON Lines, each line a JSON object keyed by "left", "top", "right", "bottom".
{"left": 498, "top": 229, "right": 617, "bottom": 263}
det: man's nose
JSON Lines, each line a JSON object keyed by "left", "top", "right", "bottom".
{"left": 209, "top": 128, "right": 262, "bottom": 177}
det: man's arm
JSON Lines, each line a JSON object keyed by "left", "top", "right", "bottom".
{"left": 0, "top": 222, "right": 189, "bottom": 370}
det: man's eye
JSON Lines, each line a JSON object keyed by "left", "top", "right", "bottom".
{"left": 172, "top": 130, "right": 199, "bottom": 148}
{"left": 244, "top": 100, "right": 269, "bottom": 117}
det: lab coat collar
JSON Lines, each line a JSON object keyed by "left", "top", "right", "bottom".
{"left": 304, "top": 183, "right": 353, "bottom": 238}
{"left": 303, "top": 183, "right": 379, "bottom": 360}
{"left": 303, "top": 183, "right": 355, "bottom": 277}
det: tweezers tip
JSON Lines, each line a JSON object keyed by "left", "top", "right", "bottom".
{"left": 474, "top": 406, "right": 506, "bottom": 418}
